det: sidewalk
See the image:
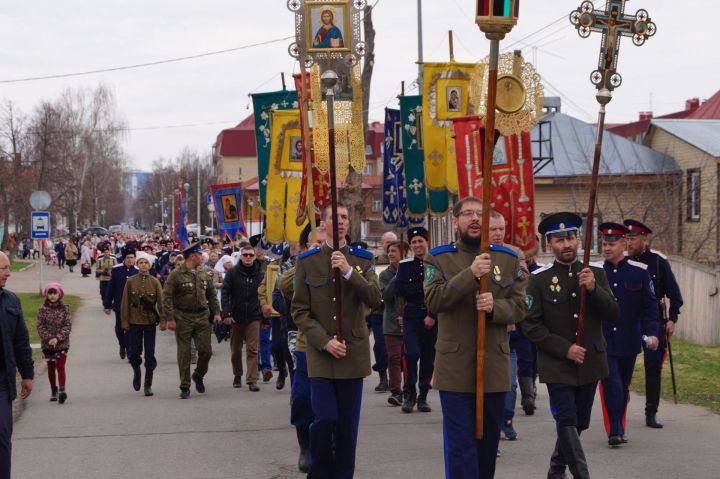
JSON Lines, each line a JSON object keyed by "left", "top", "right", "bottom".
{"left": 8, "top": 261, "right": 720, "bottom": 478}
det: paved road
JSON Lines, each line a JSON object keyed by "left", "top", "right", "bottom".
{"left": 8, "top": 260, "right": 720, "bottom": 478}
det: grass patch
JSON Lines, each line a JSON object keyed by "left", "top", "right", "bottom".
{"left": 10, "top": 260, "right": 33, "bottom": 272}
{"left": 632, "top": 338, "right": 720, "bottom": 413}
{"left": 17, "top": 293, "right": 81, "bottom": 361}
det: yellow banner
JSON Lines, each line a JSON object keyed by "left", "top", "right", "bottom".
{"left": 266, "top": 109, "right": 308, "bottom": 244}
{"left": 422, "top": 62, "right": 485, "bottom": 194}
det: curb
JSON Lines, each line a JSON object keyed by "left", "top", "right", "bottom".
{"left": 12, "top": 355, "right": 48, "bottom": 423}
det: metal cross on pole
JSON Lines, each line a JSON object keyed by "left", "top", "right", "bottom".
{"left": 474, "top": 0, "right": 519, "bottom": 440}
{"left": 569, "top": 0, "right": 656, "bottom": 345}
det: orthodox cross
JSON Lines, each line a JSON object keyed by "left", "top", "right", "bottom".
{"left": 517, "top": 215, "right": 530, "bottom": 238}
{"left": 427, "top": 149, "right": 443, "bottom": 167}
{"left": 570, "top": 0, "right": 656, "bottom": 91}
{"left": 408, "top": 178, "right": 424, "bottom": 195}
{"left": 385, "top": 185, "right": 398, "bottom": 204}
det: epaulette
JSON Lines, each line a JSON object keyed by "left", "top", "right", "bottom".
{"left": 627, "top": 259, "right": 648, "bottom": 270}
{"left": 650, "top": 249, "right": 667, "bottom": 260}
{"left": 590, "top": 261, "right": 604, "bottom": 269}
{"left": 298, "top": 248, "right": 320, "bottom": 260}
{"left": 489, "top": 244, "right": 518, "bottom": 258}
{"left": 532, "top": 263, "right": 553, "bottom": 275}
{"left": 349, "top": 247, "right": 373, "bottom": 260}
{"left": 430, "top": 244, "right": 457, "bottom": 256}
{"left": 112, "top": 263, "right": 125, "bottom": 268}
{"left": 400, "top": 257, "right": 414, "bottom": 263}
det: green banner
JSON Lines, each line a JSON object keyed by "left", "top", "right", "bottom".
{"left": 399, "top": 95, "right": 448, "bottom": 216}
{"left": 250, "top": 90, "right": 298, "bottom": 210}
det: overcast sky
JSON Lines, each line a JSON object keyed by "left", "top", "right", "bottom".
{"left": 2, "top": 0, "right": 717, "bottom": 171}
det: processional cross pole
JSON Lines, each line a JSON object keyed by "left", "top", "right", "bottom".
{"left": 474, "top": 0, "right": 520, "bottom": 440}
{"left": 569, "top": 0, "right": 656, "bottom": 345}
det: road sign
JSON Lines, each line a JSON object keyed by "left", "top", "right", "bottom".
{"left": 30, "top": 190, "right": 51, "bottom": 211}
{"left": 31, "top": 211, "right": 50, "bottom": 239}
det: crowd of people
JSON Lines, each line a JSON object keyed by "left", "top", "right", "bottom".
{"left": 0, "top": 199, "right": 684, "bottom": 479}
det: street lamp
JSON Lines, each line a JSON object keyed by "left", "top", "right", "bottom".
{"left": 154, "top": 203, "right": 159, "bottom": 225}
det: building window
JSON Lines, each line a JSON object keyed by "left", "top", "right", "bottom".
{"left": 372, "top": 199, "right": 382, "bottom": 212}
{"left": 687, "top": 168, "right": 701, "bottom": 222}
{"left": 363, "top": 162, "right": 374, "bottom": 176}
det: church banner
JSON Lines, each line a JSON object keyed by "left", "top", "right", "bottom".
{"left": 210, "top": 183, "right": 247, "bottom": 242}
{"left": 265, "top": 109, "right": 308, "bottom": 244}
{"left": 382, "top": 108, "right": 404, "bottom": 225}
{"left": 422, "top": 62, "right": 485, "bottom": 195}
{"left": 250, "top": 89, "right": 298, "bottom": 211}
{"left": 399, "top": 95, "right": 449, "bottom": 216}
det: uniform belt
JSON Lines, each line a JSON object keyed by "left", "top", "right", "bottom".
{"left": 178, "top": 307, "right": 208, "bottom": 314}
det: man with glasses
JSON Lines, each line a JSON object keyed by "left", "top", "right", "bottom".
{"left": 163, "top": 242, "right": 222, "bottom": 399}
{"left": 424, "top": 197, "right": 527, "bottom": 479}
{"left": 221, "top": 245, "right": 266, "bottom": 391}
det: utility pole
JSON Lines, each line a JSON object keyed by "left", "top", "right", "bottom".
{"left": 417, "top": 0, "right": 424, "bottom": 89}
{"left": 196, "top": 159, "right": 201, "bottom": 235}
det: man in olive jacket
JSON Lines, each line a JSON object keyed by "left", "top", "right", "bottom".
{"left": 291, "top": 205, "right": 381, "bottom": 479}
{"left": 523, "top": 212, "right": 619, "bottom": 479}
{"left": 424, "top": 197, "right": 527, "bottom": 479}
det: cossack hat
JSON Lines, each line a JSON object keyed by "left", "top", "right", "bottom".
{"left": 182, "top": 242, "right": 202, "bottom": 258}
{"left": 408, "top": 227, "right": 429, "bottom": 242}
{"left": 598, "top": 222, "right": 628, "bottom": 242}
{"left": 623, "top": 219, "right": 652, "bottom": 237}
{"left": 538, "top": 212, "right": 582, "bottom": 238}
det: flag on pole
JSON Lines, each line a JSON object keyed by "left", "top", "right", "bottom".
{"left": 211, "top": 183, "right": 247, "bottom": 242}
{"left": 174, "top": 185, "right": 189, "bottom": 248}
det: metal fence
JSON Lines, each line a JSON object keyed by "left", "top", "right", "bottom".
{"left": 668, "top": 255, "right": 720, "bottom": 346}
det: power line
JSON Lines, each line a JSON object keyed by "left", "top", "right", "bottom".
{"left": 501, "top": 14, "right": 567, "bottom": 52}
{"left": 0, "top": 36, "right": 295, "bottom": 84}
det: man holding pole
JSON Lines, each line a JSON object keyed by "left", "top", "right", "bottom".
{"left": 523, "top": 212, "right": 619, "bottom": 479}
{"left": 624, "top": 219, "right": 683, "bottom": 428}
{"left": 291, "top": 204, "right": 381, "bottom": 479}
{"left": 424, "top": 196, "right": 527, "bottom": 479}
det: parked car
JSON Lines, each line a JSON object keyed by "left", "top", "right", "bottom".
{"left": 82, "top": 226, "right": 109, "bottom": 237}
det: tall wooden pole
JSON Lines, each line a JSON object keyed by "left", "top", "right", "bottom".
{"left": 323, "top": 71, "right": 344, "bottom": 342}
{"left": 298, "top": 62, "right": 318, "bottom": 243}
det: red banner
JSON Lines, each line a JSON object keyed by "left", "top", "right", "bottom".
{"left": 452, "top": 116, "right": 536, "bottom": 252}
{"left": 294, "top": 73, "right": 331, "bottom": 225}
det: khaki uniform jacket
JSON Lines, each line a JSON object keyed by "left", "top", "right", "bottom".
{"left": 424, "top": 240, "right": 528, "bottom": 394}
{"left": 162, "top": 264, "right": 220, "bottom": 322}
{"left": 278, "top": 266, "right": 307, "bottom": 352}
{"left": 96, "top": 256, "right": 117, "bottom": 281}
{"left": 258, "top": 260, "right": 280, "bottom": 317}
{"left": 291, "top": 243, "right": 382, "bottom": 379}
{"left": 522, "top": 260, "right": 620, "bottom": 386}
{"left": 120, "top": 273, "right": 165, "bottom": 329}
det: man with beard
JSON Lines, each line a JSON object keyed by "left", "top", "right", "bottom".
{"left": 292, "top": 204, "right": 381, "bottom": 479}
{"left": 395, "top": 226, "right": 437, "bottom": 413}
{"left": 623, "top": 219, "right": 683, "bottom": 429}
{"left": 424, "top": 197, "right": 527, "bottom": 479}
{"left": 523, "top": 212, "right": 619, "bottom": 479}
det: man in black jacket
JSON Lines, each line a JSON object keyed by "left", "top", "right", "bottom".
{"left": 221, "top": 245, "right": 266, "bottom": 391}
{"left": 0, "top": 251, "right": 34, "bottom": 479}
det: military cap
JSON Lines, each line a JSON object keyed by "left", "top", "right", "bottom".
{"left": 99, "top": 242, "right": 111, "bottom": 252}
{"left": 349, "top": 241, "right": 369, "bottom": 250}
{"left": 249, "top": 234, "right": 262, "bottom": 248}
{"left": 598, "top": 222, "right": 628, "bottom": 242}
{"left": 623, "top": 219, "right": 652, "bottom": 236}
{"left": 538, "top": 212, "right": 582, "bottom": 238}
{"left": 121, "top": 247, "right": 137, "bottom": 260}
{"left": 408, "top": 226, "right": 429, "bottom": 242}
{"left": 141, "top": 243, "right": 154, "bottom": 252}
{"left": 182, "top": 242, "right": 202, "bottom": 258}
{"left": 222, "top": 247, "right": 233, "bottom": 256}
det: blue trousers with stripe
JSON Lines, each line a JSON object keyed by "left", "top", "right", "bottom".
{"left": 439, "top": 391, "right": 505, "bottom": 479}
{"left": 600, "top": 355, "right": 636, "bottom": 437}
{"left": 290, "top": 351, "right": 314, "bottom": 428}
{"left": 309, "top": 377, "right": 363, "bottom": 479}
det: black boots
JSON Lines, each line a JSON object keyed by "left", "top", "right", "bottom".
{"left": 547, "top": 438, "right": 567, "bottom": 479}
{"left": 557, "top": 427, "right": 589, "bottom": 479}
{"left": 132, "top": 366, "right": 142, "bottom": 391}
{"left": 416, "top": 389, "right": 431, "bottom": 412}
{"left": 119, "top": 346, "right": 126, "bottom": 360}
{"left": 50, "top": 386, "right": 58, "bottom": 402}
{"left": 192, "top": 371, "right": 206, "bottom": 393}
{"left": 646, "top": 413, "right": 663, "bottom": 429}
{"left": 144, "top": 371, "right": 154, "bottom": 397}
{"left": 276, "top": 370, "right": 287, "bottom": 390}
{"left": 375, "top": 370, "right": 389, "bottom": 393}
{"left": 296, "top": 426, "right": 310, "bottom": 473}
{"left": 58, "top": 387, "right": 67, "bottom": 404}
{"left": 402, "top": 389, "right": 417, "bottom": 413}
{"left": 519, "top": 376, "right": 537, "bottom": 415}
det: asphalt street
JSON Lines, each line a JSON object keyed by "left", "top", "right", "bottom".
{"left": 8, "top": 261, "right": 720, "bottom": 478}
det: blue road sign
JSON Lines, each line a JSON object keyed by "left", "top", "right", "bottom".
{"left": 31, "top": 211, "right": 50, "bottom": 239}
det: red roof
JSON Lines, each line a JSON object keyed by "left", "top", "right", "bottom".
{"left": 608, "top": 106, "right": 696, "bottom": 139}
{"left": 366, "top": 121, "right": 384, "bottom": 159}
{"left": 215, "top": 115, "right": 257, "bottom": 158}
{"left": 687, "top": 90, "right": 720, "bottom": 120}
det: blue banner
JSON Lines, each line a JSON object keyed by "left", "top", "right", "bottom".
{"left": 211, "top": 183, "right": 247, "bottom": 241}
{"left": 174, "top": 186, "right": 189, "bottom": 248}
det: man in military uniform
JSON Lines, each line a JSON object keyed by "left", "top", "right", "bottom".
{"left": 120, "top": 251, "right": 166, "bottom": 396}
{"left": 366, "top": 234, "right": 394, "bottom": 394}
{"left": 523, "top": 213, "right": 619, "bottom": 479}
{"left": 291, "top": 204, "right": 382, "bottom": 479}
{"left": 395, "top": 226, "right": 437, "bottom": 413}
{"left": 624, "top": 219, "right": 684, "bottom": 429}
{"left": 96, "top": 244, "right": 117, "bottom": 302}
{"left": 597, "top": 222, "right": 659, "bottom": 446}
{"left": 163, "top": 242, "right": 222, "bottom": 399}
{"left": 103, "top": 248, "right": 138, "bottom": 360}
{"left": 424, "top": 197, "right": 527, "bottom": 479}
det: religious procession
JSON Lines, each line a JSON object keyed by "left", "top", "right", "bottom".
{"left": 2, "top": 1, "right": 720, "bottom": 479}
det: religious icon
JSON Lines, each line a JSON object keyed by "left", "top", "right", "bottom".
{"left": 221, "top": 194, "right": 239, "bottom": 222}
{"left": 290, "top": 136, "right": 303, "bottom": 162}
{"left": 307, "top": 3, "right": 349, "bottom": 52}
{"left": 447, "top": 87, "right": 462, "bottom": 112}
